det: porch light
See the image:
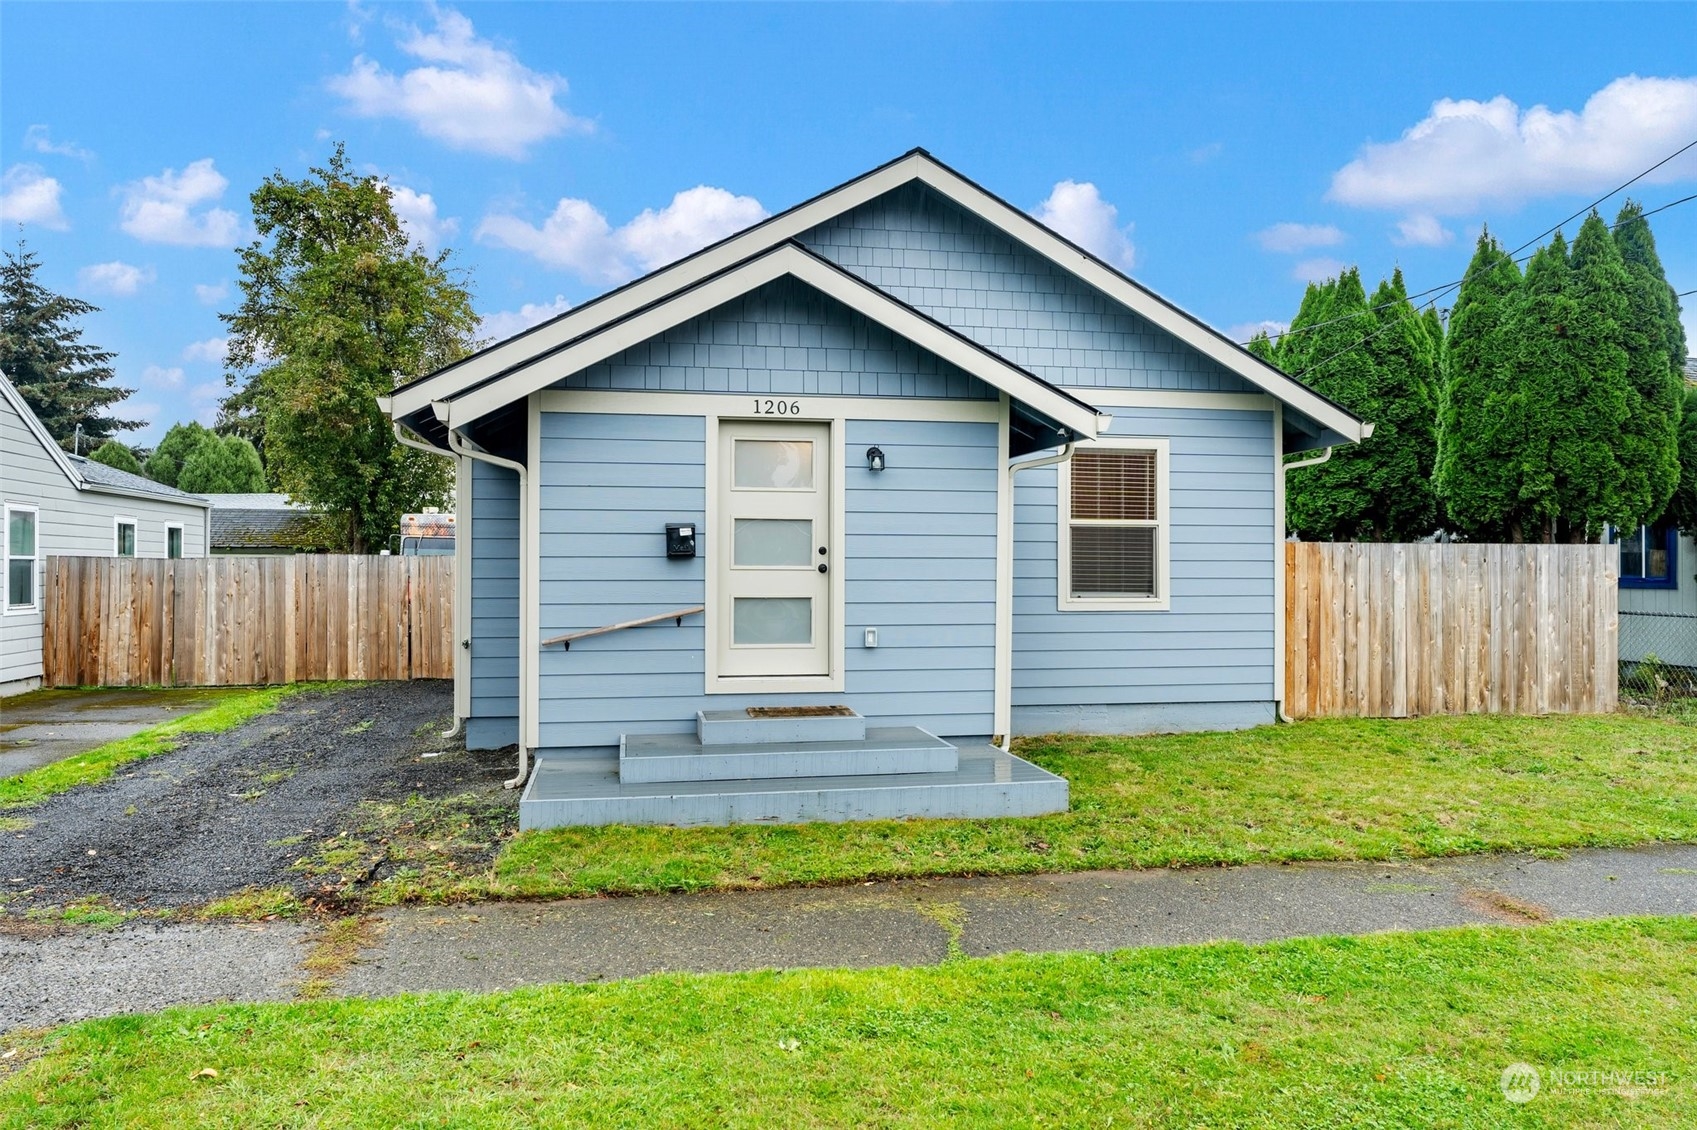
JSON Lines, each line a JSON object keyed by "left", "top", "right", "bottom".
{"left": 866, "top": 446, "right": 886, "bottom": 473}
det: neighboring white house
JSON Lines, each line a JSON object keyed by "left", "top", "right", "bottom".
{"left": 1, "top": 372, "right": 212, "bottom": 695}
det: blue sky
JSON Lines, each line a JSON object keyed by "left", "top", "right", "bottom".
{"left": 3, "top": 1, "right": 1694, "bottom": 446}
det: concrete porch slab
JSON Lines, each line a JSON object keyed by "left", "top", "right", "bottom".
{"left": 520, "top": 743, "right": 1068, "bottom": 829}
{"left": 620, "top": 726, "right": 957, "bottom": 784}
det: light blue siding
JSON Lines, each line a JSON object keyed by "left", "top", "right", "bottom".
{"left": 467, "top": 459, "right": 519, "bottom": 749}
{"left": 1011, "top": 407, "right": 1277, "bottom": 731}
{"left": 559, "top": 277, "right": 996, "bottom": 400}
{"left": 533, "top": 412, "right": 997, "bottom": 750}
{"left": 801, "top": 182, "right": 1256, "bottom": 394}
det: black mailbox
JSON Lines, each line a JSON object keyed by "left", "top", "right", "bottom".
{"left": 665, "top": 523, "right": 697, "bottom": 559}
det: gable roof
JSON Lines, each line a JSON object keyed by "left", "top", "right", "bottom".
{"left": 390, "top": 150, "right": 1369, "bottom": 446}
{"left": 1, "top": 372, "right": 211, "bottom": 508}
{"left": 430, "top": 241, "right": 1105, "bottom": 437}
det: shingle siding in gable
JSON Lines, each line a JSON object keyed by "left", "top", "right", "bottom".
{"left": 557, "top": 277, "right": 996, "bottom": 400}
{"left": 800, "top": 182, "right": 1257, "bottom": 394}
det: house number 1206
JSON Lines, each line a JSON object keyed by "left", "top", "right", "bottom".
{"left": 753, "top": 399, "right": 802, "bottom": 415}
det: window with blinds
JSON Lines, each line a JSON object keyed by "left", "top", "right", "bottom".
{"left": 1066, "top": 448, "right": 1160, "bottom": 600}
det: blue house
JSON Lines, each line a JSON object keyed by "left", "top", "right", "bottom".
{"left": 384, "top": 151, "right": 1369, "bottom": 829}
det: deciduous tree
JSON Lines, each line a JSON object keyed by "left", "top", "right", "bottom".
{"left": 222, "top": 145, "right": 476, "bottom": 552}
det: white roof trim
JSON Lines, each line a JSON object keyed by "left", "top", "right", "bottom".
{"left": 391, "top": 151, "right": 1368, "bottom": 443}
{"left": 442, "top": 242, "right": 1105, "bottom": 438}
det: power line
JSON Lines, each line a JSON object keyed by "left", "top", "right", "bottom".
{"left": 1247, "top": 190, "right": 1697, "bottom": 347}
{"left": 1278, "top": 138, "right": 1697, "bottom": 382}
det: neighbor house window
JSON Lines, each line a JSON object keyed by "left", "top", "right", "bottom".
{"left": 1615, "top": 521, "right": 1677, "bottom": 589}
{"left": 1057, "top": 438, "right": 1170, "bottom": 611}
{"left": 5, "top": 504, "right": 38, "bottom": 613}
{"left": 165, "top": 523, "right": 183, "bottom": 559}
{"left": 115, "top": 518, "right": 136, "bottom": 557}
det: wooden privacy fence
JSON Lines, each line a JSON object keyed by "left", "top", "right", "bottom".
{"left": 1285, "top": 542, "right": 1617, "bottom": 719}
{"left": 42, "top": 555, "right": 455, "bottom": 688}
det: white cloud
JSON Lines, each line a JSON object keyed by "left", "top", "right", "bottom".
{"left": 1292, "top": 257, "right": 1348, "bottom": 284}
{"left": 118, "top": 158, "right": 242, "bottom": 247}
{"left": 1226, "top": 319, "right": 1290, "bottom": 344}
{"left": 189, "top": 381, "right": 225, "bottom": 424}
{"left": 182, "top": 337, "right": 229, "bottom": 365}
{"left": 1329, "top": 74, "right": 1697, "bottom": 215}
{"left": 478, "top": 294, "right": 572, "bottom": 342}
{"left": 194, "top": 282, "right": 228, "bottom": 305}
{"left": 77, "top": 260, "right": 155, "bottom": 296}
{"left": 388, "top": 184, "right": 459, "bottom": 250}
{"left": 0, "top": 164, "right": 68, "bottom": 229}
{"left": 1255, "top": 222, "right": 1346, "bottom": 254}
{"left": 124, "top": 402, "right": 164, "bottom": 444}
{"left": 328, "top": 6, "right": 587, "bottom": 158}
{"left": 23, "top": 125, "right": 92, "bottom": 162}
{"left": 1392, "top": 214, "right": 1454, "bottom": 247}
{"left": 478, "top": 185, "right": 768, "bottom": 285}
{"left": 141, "top": 364, "right": 184, "bottom": 388}
{"left": 1032, "top": 180, "right": 1137, "bottom": 271}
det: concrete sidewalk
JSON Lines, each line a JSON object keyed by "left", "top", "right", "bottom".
{"left": 0, "top": 687, "right": 245, "bottom": 780}
{"left": 6, "top": 842, "right": 1696, "bottom": 1032}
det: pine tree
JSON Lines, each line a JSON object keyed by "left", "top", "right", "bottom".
{"left": 0, "top": 243, "right": 139, "bottom": 447}
{"left": 1434, "top": 231, "right": 1523, "bottom": 539}
{"left": 142, "top": 421, "right": 217, "bottom": 488}
{"left": 88, "top": 440, "right": 144, "bottom": 476}
{"left": 178, "top": 434, "right": 267, "bottom": 493}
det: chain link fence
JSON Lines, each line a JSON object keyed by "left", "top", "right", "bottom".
{"left": 1619, "top": 611, "right": 1697, "bottom": 701}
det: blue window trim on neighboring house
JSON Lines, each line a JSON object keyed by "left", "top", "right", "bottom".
{"left": 1616, "top": 522, "right": 1679, "bottom": 590}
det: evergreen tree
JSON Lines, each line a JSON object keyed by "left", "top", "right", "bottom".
{"left": 222, "top": 145, "right": 476, "bottom": 552}
{"left": 1668, "top": 383, "right": 1697, "bottom": 535}
{"left": 142, "top": 421, "right": 216, "bottom": 488}
{"left": 1564, "top": 213, "right": 1640, "bottom": 538}
{"left": 1434, "top": 230, "right": 1523, "bottom": 539}
{"left": 0, "top": 243, "right": 139, "bottom": 447}
{"left": 178, "top": 434, "right": 267, "bottom": 493}
{"left": 1611, "top": 199, "right": 1686, "bottom": 526}
{"left": 88, "top": 440, "right": 143, "bottom": 476}
{"left": 1274, "top": 268, "right": 1437, "bottom": 540}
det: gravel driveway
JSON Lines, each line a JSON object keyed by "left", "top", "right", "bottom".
{"left": 0, "top": 681, "right": 515, "bottom": 919}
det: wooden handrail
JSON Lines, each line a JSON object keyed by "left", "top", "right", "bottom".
{"left": 542, "top": 605, "right": 705, "bottom": 649}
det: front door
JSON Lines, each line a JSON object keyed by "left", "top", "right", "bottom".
{"left": 716, "top": 419, "right": 832, "bottom": 678}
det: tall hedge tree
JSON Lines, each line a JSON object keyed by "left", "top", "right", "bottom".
{"left": 1434, "top": 231, "right": 1523, "bottom": 539}
{"left": 0, "top": 244, "right": 139, "bottom": 448}
{"left": 1273, "top": 268, "right": 1440, "bottom": 541}
{"left": 222, "top": 145, "right": 477, "bottom": 552}
{"left": 142, "top": 421, "right": 216, "bottom": 487}
{"left": 1612, "top": 199, "right": 1686, "bottom": 525}
{"left": 1668, "top": 383, "right": 1697, "bottom": 535}
{"left": 88, "top": 440, "right": 144, "bottom": 475}
{"left": 178, "top": 434, "right": 267, "bottom": 493}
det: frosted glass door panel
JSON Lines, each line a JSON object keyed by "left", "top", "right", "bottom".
{"left": 733, "top": 440, "right": 813, "bottom": 489}
{"left": 734, "top": 519, "right": 812, "bottom": 567}
{"left": 733, "top": 598, "right": 812, "bottom": 645}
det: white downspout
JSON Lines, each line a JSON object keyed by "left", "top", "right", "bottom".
{"left": 438, "top": 426, "right": 532, "bottom": 790}
{"left": 1276, "top": 444, "right": 1334, "bottom": 724}
{"left": 996, "top": 441, "right": 1075, "bottom": 753}
{"left": 390, "top": 421, "right": 466, "bottom": 740}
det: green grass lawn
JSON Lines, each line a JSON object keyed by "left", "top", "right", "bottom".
{"left": 0, "top": 686, "right": 303, "bottom": 811}
{"left": 353, "top": 710, "right": 1697, "bottom": 904}
{"left": 4, "top": 916, "right": 1692, "bottom": 1128}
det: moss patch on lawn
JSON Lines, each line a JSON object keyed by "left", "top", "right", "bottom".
{"left": 0, "top": 686, "right": 305, "bottom": 811}
{"left": 490, "top": 711, "right": 1697, "bottom": 899}
{"left": 3, "top": 916, "right": 1692, "bottom": 1127}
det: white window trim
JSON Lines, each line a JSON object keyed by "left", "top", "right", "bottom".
{"left": 3, "top": 502, "right": 41, "bottom": 616}
{"left": 1056, "top": 436, "right": 1171, "bottom": 613}
{"left": 114, "top": 515, "right": 138, "bottom": 558}
{"left": 164, "top": 521, "right": 185, "bottom": 559}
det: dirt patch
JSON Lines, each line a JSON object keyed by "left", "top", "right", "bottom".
{"left": 0, "top": 682, "right": 515, "bottom": 921}
{"left": 1459, "top": 887, "right": 1553, "bottom": 923}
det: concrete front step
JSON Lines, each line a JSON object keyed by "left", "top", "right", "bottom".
{"left": 519, "top": 744, "right": 1069, "bottom": 829}
{"left": 696, "top": 707, "right": 866, "bottom": 745}
{"left": 621, "top": 726, "right": 957, "bottom": 784}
